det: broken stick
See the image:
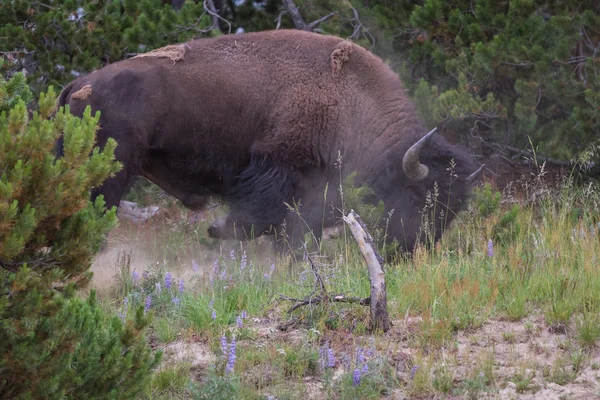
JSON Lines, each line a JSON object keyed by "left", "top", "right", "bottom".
{"left": 342, "top": 209, "right": 391, "bottom": 332}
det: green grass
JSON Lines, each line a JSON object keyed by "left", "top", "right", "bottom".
{"left": 95, "top": 175, "right": 600, "bottom": 398}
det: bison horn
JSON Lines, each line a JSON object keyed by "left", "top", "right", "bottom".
{"left": 402, "top": 127, "right": 437, "bottom": 181}
{"left": 466, "top": 164, "right": 485, "bottom": 185}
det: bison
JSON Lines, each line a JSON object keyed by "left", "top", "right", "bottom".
{"left": 56, "top": 29, "right": 483, "bottom": 255}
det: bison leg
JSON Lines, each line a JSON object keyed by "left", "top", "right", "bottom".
{"left": 208, "top": 155, "right": 301, "bottom": 241}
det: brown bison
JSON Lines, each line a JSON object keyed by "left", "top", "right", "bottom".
{"left": 56, "top": 29, "right": 482, "bottom": 254}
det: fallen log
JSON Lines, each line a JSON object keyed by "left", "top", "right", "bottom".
{"left": 117, "top": 200, "right": 160, "bottom": 225}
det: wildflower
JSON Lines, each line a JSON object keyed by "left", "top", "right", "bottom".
{"left": 211, "top": 309, "right": 217, "bottom": 320}
{"left": 171, "top": 296, "right": 180, "bottom": 306}
{"left": 165, "top": 272, "right": 173, "bottom": 289}
{"left": 225, "top": 337, "right": 237, "bottom": 374}
{"left": 263, "top": 273, "right": 270, "bottom": 280}
{"left": 220, "top": 335, "right": 228, "bottom": 356}
{"left": 142, "top": 271, "right": 149, "bottom": 279}
{"left": 353, "top": 368, "right": 362, "bottom": 386}
{"left": 362, "top": 362, "right": 369, "bottom": 374}
{"left": 270, "top": 263, "right": 275, "bottom": 274}
{"left": 208, "top": 298, "right": 214, "bottom": 309}
{"left": 356, "top": 347, "right": 365, "bottom": 365}
{"left": 327, "top": 348, "right": 335, "bottom": 368}
{"left": 132, "top": 269, "right": 140, "bottom": 283}
{"left": 409, "top": 365, "right": 420, "bottom": 380}
{"left": 236, "top": 315, "right": 243, "bottom": 328}
{"left": 178, "top": 278, "right": 184, "bottom": 293}
{"left": 240, "top": 251, "right": 247, "bottom": 271}
{"left": 487, "top": 239, "right": 494, "bottom": 257}
{"left": 144, "top": 295, "right": 151, "bottom": 312}
{"left": 192, "top": 259, "right": 199, "bottom": 272}
{"left": 230, "top": 249, "right": 236, "bottom": 260}
{"left": 155, "top": 282, "right": 161, "bottom": 293}
{"left": 241, "top": 310, "right": 248, "bottom": 319}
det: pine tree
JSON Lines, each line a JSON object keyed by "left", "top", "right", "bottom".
{"left": 0, "top": 67, "right": 160, "bottom": 399}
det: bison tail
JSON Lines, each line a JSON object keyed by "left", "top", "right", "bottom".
{"left": 54, "top": 80, "right": 78, "bottom": 158}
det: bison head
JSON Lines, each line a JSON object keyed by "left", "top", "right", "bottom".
{"left": 380, "top": 128, "right": 483, "bottom": 253}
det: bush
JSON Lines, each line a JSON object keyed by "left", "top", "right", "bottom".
{"left": 0, "top": 67, "right": 160, "bottom": 398}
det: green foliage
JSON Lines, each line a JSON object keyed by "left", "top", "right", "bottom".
{"left": 342, "top": 172, "right": 385, "bottom": 234}
{"left": 492, "top": 205, "right": 521, "bottom": 246}
{"left": 369, "top": 0, "right": 600, "bottom": 161}
{"left": 0, "top": 72, "right": 121, "bottom": 287}
{"left": 472, "top": 182, "right": 501, "bottom": 218}
{"left": 0, "top": 269, "right": 161, "bottom": 399}
{"left": 0, "top": 0, "right": 219, "bottom": 94}
{"left": 0, "top": 70, "right": 159, "bottom": 398}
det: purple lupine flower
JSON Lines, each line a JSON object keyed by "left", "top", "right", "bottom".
{"left": 362, "top": 362, "right": 369, "bottom": 374}
{"left": 230, "top": 249, "right": 236, "bottom": 260}
{"left": 208, "top": 298, "right": 214, "bottom": 309}
{"left": 236, "top": 315, "right": 243, "bottom": 328}
{"left": 409, "top": 365, "right": 420, "bottom": 380}
{"left": 487, "top": 239, "right": 494, "bottom": 257}
{"left": 241, "top": 310, "right": 248, "bottom": 319}
{"left": 270, "top": 263, "right": 275, "bottom": 274}
{"left": 225, "top": 337, "right": 237, "bottom": 374}
{"left": 240, "top": 251, "right": 247, "bottom": 271}
{"left": 220, "top": 335, "right": 228, "bottom": 356}
{"left": 353, "top": 368, "right": 362, "bottom": 386}
{"left": 192, "top": 259, "right": 199, "bottom": 272}
{"left": 144, "top": 295, "right": 151, "bottom": 312}
{"left": 319, "top": 346, "right": 326, "bottom": 368}
{"left": 132, "top": 269, "right": 140, "bottom": 283}
{"left": 164, "top": 272, "right": 173, "bottom": 289}
{"left": 263, "top": 273, "right": 270, "bottom": 280}
{"left": 171, "top": 296, "right": 180, "bottom": 306}
{"left": 155, "top": 282, "right": 161, "bottom": 293}
{"left": 178, "top": 278, "right": 184, "bottom": 293}
{"left": 327, "top": 348, "right": 335, "bottom": 368}
{"left": 142, "top": 271, "right": 149, "bottom": 279}
{"left": 211, "top": 309, "right": 217, "bottom": 320}
{"left": 356, "top": 347, "right": 365, "bottom": 365}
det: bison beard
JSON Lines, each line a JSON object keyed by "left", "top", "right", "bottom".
{"left": 55, "top": 29, "right": 483, "bottom": 256}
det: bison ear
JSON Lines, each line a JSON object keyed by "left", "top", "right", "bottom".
{"left": 384, "top": 149, "right": 398, "bottom": 177}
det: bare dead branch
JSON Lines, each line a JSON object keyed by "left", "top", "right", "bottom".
{"left": 306, "top": 12, "right": 336, "bottom": 31}
{"left": 342, "top": 210, "right": 391, "bottom": 332}
{"left": 282, "top": 0, "right": 308, "bottom": 30}
{"left": 275, "top": 10, "right": 288, "bottom": 30}
{"left": 284, "top": 294, "right": 370, "bottom": 313}
{"left": 204, "top": 0, "right": 232, "bottom": 34}
{"left": 281, "top": 0, "right": 336, "bottom": 32}
{"left": 339, "top": 7, "right": 375, "bottom": 48}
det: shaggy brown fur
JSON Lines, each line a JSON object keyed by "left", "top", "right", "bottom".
{"left": 134, "top": 44, "right": 190, "bottom": 63}
{"left": 56, "top": 29, "right": 480, "bottom": 255}
{"left": 330, "top": 41, "right": 353, "bottom": 77}
{"left": 71, "top": 85, "right": 92, "bottom": 100}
